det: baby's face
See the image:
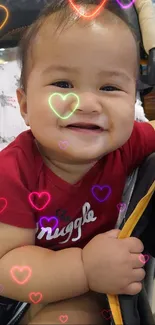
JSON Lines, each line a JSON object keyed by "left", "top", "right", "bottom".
{"left": 17, "top": 9, "right": 137, "bottom": 164}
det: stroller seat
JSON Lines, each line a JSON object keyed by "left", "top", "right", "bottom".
{"left": 108, "top": 152, "right": 155, "bottom": 325}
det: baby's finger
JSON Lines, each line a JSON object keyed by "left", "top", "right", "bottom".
{"left": 123, "top": 237, "right": 144, "bottom": 254}
{"left": 131, "top": 268, "right": 146, "bottom": 282}
{"left": 131, "top": 253, "right": 145, "bottom": 268}
{"left": 122, "top": 282, "right": 143, "bottom": 295}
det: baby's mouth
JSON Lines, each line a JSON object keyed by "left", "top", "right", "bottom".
{"left": 65, "top": 123, "right": 104, "bottom": 133}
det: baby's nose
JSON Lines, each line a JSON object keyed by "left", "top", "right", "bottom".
{"left": 74, "top": 92, "right": 102, "bottom": 115}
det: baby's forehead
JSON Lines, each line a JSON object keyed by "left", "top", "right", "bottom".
{"left": 35, "top": 8, "right": 129, "bottom": 43}
{"left": 27, "top": 9, "right": 138, "bottom": 81}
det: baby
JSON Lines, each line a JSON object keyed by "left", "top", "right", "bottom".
{"left": 0, "top": 0, "right": 155, "bottom": 324}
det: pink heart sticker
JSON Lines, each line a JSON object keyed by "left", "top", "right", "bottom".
{"left": 10, "top": 266, "right": 32, "bottom": 285}
{"left": 59, "top": 314, "right": 68, "bottom": 323}
{"left": 117, "top": 203, "right": 127, "bottom": 213}
{"left": 39, "top": 216, "right": 58, "bottom": 231}
{"left": 139, "top": 254, "right": 150, "bottom": 264}
{"left": 29, "top": 292, "right": 43, "bottom": 304}
{"left": 59, "top": 141, "right": 69, "bottom": 150}
{"left": 0, "top": 198, "right": 7, "bottom": 213}
{"left": 28, "top": 192, "right": 51, "bottom": 211}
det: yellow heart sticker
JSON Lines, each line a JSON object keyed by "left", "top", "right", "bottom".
{"left": 48, "top": 92, "right": 80, "bottom": 120}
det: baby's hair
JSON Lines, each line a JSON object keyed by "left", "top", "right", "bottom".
{"left": 17, "top": 0, "right": 139, "bottom": 92}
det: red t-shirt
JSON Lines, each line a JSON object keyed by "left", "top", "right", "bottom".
{"left": 0, "top": 122, "right": 155, "bottom": 250}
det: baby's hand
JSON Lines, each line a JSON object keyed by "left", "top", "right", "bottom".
{"left": 82, "top": 229, "right": 145, "bottom": 295}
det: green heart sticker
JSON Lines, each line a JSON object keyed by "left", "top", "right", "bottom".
{"left": 48, "top": 92, "right": 80, "bottom": 120}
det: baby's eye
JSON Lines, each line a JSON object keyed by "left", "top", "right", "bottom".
{"left": 51, "top": 81, "right": 73, "bottom": 89}
{"left": 100, "top": 85, "right": 120, "bottom": 91}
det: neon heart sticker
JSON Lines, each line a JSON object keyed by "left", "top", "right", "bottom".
{"left": 117, "top": 202, "right": 127, "bottom": 213}
{"left": 39, "top": 216, "right": 58, "bottom": 231}
{"left": 115, "top": 0, "right": 135, "bottom": 9}
{"left": 59, "top": 141, "right": 69, "bottom": 150}
{"left": 59, "top": 314, "right": 68, "bottom": 323}
{"left": 100, "top": 309, "right": 112, "bottom": 320}
{"left": 48, "top": 92, "right": 80, "bottom": 120}
{"left": 68, "top": 0, "right": 107, "bottom": 18}
{"left": 0, "top": 198, "right": 7, "bottom": 213}
{"left": 139, "top": 254, "right": 150, "bottom": 264}
{"left": 0, "top": 5, "right": 9, "bottom": 30}
{"left": 91, "top": 185, "right": 112, "bottom": 203}
{"left": 68, "top": 0, "right": 135, "bottom": 18}
{"left": 28, "top": 192, "right": 51, "bottom": 211}
{"left": 29, "top": 292, "right": 43, "bottom": 304}
{"left": 10, "top": 266, "right": 32, "bottom": 285}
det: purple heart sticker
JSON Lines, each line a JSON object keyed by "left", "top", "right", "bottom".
{"left": 115, "top": 0, "right": 135, "bottom": 9}
{"left": 39, "top": 216, "right": 58, "bottom": 231}
{"left": 91, "top": 185, "right": 112, "bottom": 203}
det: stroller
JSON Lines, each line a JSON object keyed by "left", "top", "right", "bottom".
{"left": 0, "top": 0, "right": 155, "bottom": 324}
{"left": 109, "top": 153, "right": 155, "bottom": 325}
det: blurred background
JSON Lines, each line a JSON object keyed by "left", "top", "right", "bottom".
{"left": 0, "top": 47, "right": 29, "bottom": 150}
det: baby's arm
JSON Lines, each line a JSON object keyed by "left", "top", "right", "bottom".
{"left": 0, "top": 222, "right": 89, "bottom": 303}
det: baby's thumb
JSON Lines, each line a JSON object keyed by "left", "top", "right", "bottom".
{"left": 106, "top": 229, "right": 121, "bottom": 238}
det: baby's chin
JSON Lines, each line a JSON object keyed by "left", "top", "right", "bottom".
{"left": 58, "top": 137, "right": 122, "bottom": 164}
{"left": 57, "top": 146, "right": 107, "bottom": 164}
{"left": 37, "top": 132, "right": 117, "bottom": 163}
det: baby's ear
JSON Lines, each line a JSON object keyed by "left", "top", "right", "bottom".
{"left": 16, "top": 88, "right": 29, "bottom": 126}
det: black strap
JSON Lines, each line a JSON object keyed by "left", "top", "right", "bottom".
{"left": 0, "top": 296, "right": 30, "bottom": 325}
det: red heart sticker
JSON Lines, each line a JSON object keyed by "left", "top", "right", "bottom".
{"left": 68, "top": 0, "right": 107, "bottom": 19}
{"left": 100, "top": 309, "right": 112, "bottom": 320}
{"left": 28, "top": 192, "right": 51, "bottom": 211}
{"left": 29, "top": 292, "right": 43, "bottom": 304}
{"left": 59, "top": 314, "right": 68, "bottom": 323}
{"left": 0, "top": 198, "right": 7, "bottom": 213}
{"left": 10, "top": 266, "right": 32, "bottom": 285}
{"left": 0, "top": 5, "right": 9, "bottom": 30}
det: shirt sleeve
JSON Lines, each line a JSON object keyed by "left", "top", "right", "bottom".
{"left": 122, "top": 121, "right": 155, "bottom": 175}
{"left": 0, "top": 146, "right": 36, "bottom": 229}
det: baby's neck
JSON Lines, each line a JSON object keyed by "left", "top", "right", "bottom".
{"left": 35, "top": 141, "right": 96, "bottom": 184}
{"left": 43, "top": 156, "right": 96, "bottom": 184}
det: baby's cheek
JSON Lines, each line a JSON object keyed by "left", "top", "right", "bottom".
{"left": 118, "top": 99, "right": 135, "bottom": 125}
{"left": 29, "top": 95, "right": 53, "bottom": 122}
{"left": 118, "top": 114, "right": 134, "bottom": 145}
{"left": 49, "top": 97, "right": 64, "bottom": 113}
{"left": 111, "top": 100, "right": 134, "bottom": 146}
